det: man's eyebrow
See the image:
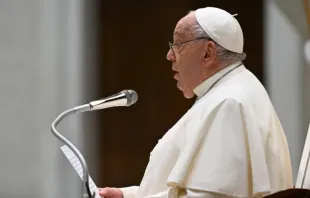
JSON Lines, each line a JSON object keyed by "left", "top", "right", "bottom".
{"left": 174, "top": 30, "right": 182, "bottom": 38}
{"left": 173, "top": 31, "right": 183, "bottom": 42}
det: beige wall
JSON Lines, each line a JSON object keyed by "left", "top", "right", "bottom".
{"left": 265, "top": 0, "right": 310, "bottom": 181}
{"left": 0, "top": 0, "right": 92, "bottom": 197}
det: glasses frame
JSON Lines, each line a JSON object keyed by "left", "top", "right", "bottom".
{"left": 168, "top": 37, "right": 210, "bottom": 56}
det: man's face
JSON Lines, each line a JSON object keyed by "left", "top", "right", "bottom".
{"left": 166, "top": 16, "right": 206, "bottom": 99}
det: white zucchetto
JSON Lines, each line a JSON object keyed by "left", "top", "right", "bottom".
{"left": 195, "top": 7, "right": 244, "bottom": 53}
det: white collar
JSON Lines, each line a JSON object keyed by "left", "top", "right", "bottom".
{"left": 193, "top": 61, "right": 242, "bottom": 98}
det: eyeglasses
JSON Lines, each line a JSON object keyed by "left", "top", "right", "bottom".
{"left": 168, "top": 37, "right": 210, "bottom": 56}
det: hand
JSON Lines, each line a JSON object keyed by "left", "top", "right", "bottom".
{"left": 98, "top": 187, "right": 123, "bottom": 198}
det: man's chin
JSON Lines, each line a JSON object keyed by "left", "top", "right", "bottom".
{"left": 181, "top": 89, "right": 195, "bottom": 99}
{"left": 183, "top": 93, "right": 195, "bottom": 99}
{"left": 176, "top": 83, "right": 194, "bottom": 99}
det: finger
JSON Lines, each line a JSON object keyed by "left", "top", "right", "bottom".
{"left": 99, "top": 187, "right": 113, "bottom": 196}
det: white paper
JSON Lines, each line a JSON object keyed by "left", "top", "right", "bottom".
{"left": 61, "top": 145, "right": 101, "bottom": 198}
{"left": 296, "top": 124, "right": 310, "bottom": 188}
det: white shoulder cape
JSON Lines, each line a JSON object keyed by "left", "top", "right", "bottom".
{"left": 165, "top": 94, "right": 270, "bottom": 197}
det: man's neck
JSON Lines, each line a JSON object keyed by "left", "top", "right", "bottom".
{"left": 193, "top": 61, "right": 243, "bottom": 98}
{"left": 196, "top": 62, "right": 229, "bottom": 88}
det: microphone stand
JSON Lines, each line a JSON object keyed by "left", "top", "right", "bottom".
{"left": 50, "top": 89, "right": 138, "bottom": 198}
{"left": 51, "top": 104, "right": 93, "bottom": 198}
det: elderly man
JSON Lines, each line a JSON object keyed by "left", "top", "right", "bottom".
{"left": 99, "top": 7, "right": 293, "bottom": 198}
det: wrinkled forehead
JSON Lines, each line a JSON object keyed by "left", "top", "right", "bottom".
{"left": 173, "top": 13, "right": 196, "bottom": 40}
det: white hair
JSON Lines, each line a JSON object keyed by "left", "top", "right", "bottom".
{"left": 192, "top": 21, "right": 246, "bottom": 63}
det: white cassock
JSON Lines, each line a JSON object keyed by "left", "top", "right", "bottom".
{"left": 120, "top": 62, "right": 293, "bottom": 198}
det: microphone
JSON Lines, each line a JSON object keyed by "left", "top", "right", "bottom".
{"left": 71, "top": 89, "right": 138, "bottom": 113}
{"left": 50, "top": 89, "right": 138, "bottom": 198}
{"left": 89, "top": 89, "right": 138, "bottom": 111}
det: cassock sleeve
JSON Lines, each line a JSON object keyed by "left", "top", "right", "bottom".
{"left": 121, "top": 186, "right": 139, "bottom": 198}
{"left": 166, "top": 98, "right": 271, "bottom": 197}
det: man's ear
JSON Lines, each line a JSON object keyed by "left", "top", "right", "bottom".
{"left": 202, "top": 41, "right": 217, "bottom": 67}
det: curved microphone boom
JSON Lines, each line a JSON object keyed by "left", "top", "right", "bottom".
{"left": 51, "top": 90, "right": 138, "bottom": 198}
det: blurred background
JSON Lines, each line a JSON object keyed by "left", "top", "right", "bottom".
{"left": 0, "top": 0, "right": 309, "bottom": 197}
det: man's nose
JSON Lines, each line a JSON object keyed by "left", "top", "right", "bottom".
{"left": 166, "top": 49, "right": 175, "bottom": 61}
